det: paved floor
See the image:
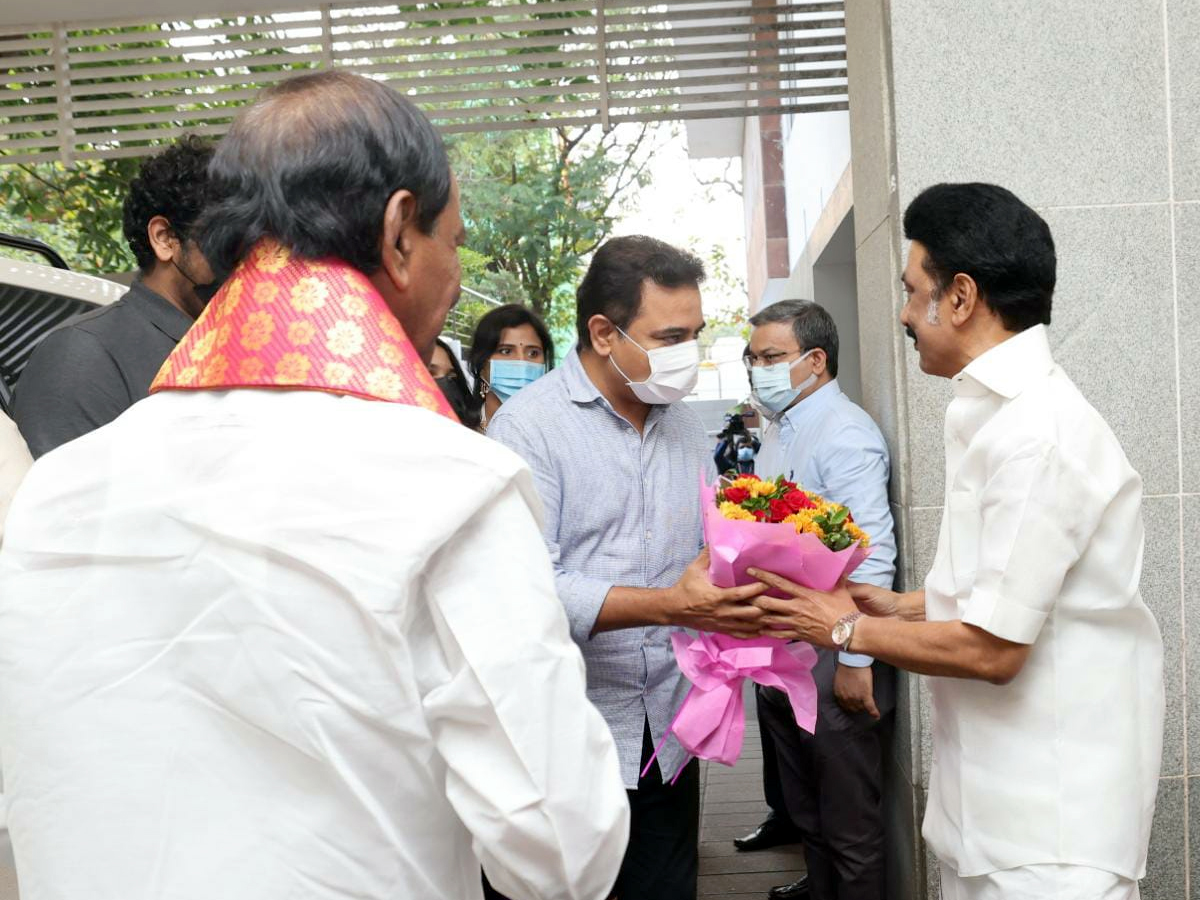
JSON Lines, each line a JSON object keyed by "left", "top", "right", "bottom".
{"left": 697, "top": 690, "right": 806, "bottom": 899}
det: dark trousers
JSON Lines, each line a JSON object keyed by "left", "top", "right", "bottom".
{"left": 758, "top": 710, "right": 788, "bottom": 818}
{"left": 613, "top": 721, "right": 700, "bottom": 900}
{"left": 484, "top": 721, "right": 698, "bottom": 900}
{"left": 758, "top": 685, "right": 889, "bottom": 900}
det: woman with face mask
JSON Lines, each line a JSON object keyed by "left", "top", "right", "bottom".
{"left": 467, "top": 304, "right": 555, "bottom": 430}
{"left": 428, "top": 338, "right": 482, "bottom": 431}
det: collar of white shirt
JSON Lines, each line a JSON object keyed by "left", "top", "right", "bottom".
{"left": 775, "top": 378, "right": 842, "bottom": 436}
{"left": 952, "top": 324, "right": 1055, "bottom": 400}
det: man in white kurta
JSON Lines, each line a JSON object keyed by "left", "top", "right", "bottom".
{"left": 0, "top": 70, "right": 628, "bottom": 900}
{"left": 748, "top": 182, "right": 1163, "bottom": 900}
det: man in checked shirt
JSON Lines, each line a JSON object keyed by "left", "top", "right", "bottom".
{"left": 489, "top": 236, "right": 768, "bottom": 900}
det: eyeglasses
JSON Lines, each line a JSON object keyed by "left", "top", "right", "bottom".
{"left": 742, "top": 348, "right": 808, "bottom": 371}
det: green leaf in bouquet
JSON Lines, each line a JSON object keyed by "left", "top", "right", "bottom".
{"left": 828, "top": 506, "right": 850, "bottom": 526}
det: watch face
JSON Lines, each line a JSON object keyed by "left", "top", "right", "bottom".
{"left": 832, "top": 622, "right": 849, "bottom": 645}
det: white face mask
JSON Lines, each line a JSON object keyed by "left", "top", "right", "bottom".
{"left": 609, "top": 326, "right": 700, "bottom": 405}
{"left": 750, "top": 350, "right": 816, "bottom": 416}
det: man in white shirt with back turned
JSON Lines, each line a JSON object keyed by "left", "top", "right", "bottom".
{"left": 0, "top": 71, "right": 628, "bottom": 900}
{"left": 748, "top": 182, "right": 1163, "bottom": 900}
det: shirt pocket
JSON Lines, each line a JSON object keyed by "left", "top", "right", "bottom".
{"left": 946, "top": 489, "right": 981, "bottom": 598}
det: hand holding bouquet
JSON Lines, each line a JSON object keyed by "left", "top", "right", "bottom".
{"left": 649, "top": 472, "right": 874, "bottom": 779}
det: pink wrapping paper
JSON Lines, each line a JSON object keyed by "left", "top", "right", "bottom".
{"left": 649, "top": 476, "right": 875, "bottom": 776}
{"left": 668, "top": 632, "right": 817, "bottom": 766}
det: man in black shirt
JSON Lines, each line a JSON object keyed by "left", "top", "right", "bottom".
{"left": 14, "top": 136, "right": 214, "bottom": 458}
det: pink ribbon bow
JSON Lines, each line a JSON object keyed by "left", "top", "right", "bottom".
{"left": 643, "top": 632, "right": 818, "bottom": 782}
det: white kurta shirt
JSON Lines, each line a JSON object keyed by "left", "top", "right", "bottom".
{"left": 921, "top": 325, "right": 1163, "bottom": 879}
{"left": 0, "top": 413, "right": 30, "bottom": 539}
{"left": 0, "top": 389, "right": 629, "bottom": 900}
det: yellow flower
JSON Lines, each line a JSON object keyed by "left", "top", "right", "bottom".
{"left": 215, "top": 322, "right": 233, "bottom": 351}
{"left": 340, "top": 292, "right": 369, "bottom": 317}
{"left": 729, "top": 477, "right": 758, "bottom": 491}
{"left": 201, "top": 354, "right": 230, "bottom": 383}
{"left": 287, "top": 320, "right": 317, "bottom": 346}
{"left": 290, "top": 277, "right": 329, "bottom": 313}
{"left": 326, "top": 320, "right": 365, "bottom": 358}
{"left": 378, "top": 342, "right": 404, "bottom": 366}
{"left": 749, "top": 480, "right": 777, "bottom": 498}
{"left": 238, "top": 357, "right": 265, "bottom": 381}
{"left": 189, "top": 329, "right": 217, "bottom": 362}
{"left": 253, "top": 241, "right": 291, "bottom": 274}
{"left": 845, "top": 522, "right": 871, "bottom": 547}
{"left": 323, "top": 361, "right": 354, "bottom": 387}
{"left": 719, "top": 501, "right": 756, "bottom": 522}
{"left": 783, "top": 511, "right": 824, "bottom": 537}
{"left": 240, "top": 311, "right": 275, "bottom": 351}
{"left": 253, "top": 281, "right": 280, "bottom": 305}
{"left": 176, "top": 365, "right": 199, "bottom": 386}
{"left": 365, "top": 366, "right": 404, "bottom": 399}
{"left": 275, "top": 352, "right": 312, "bottom": 384}
{"left": 379, "top": 312, "right": 406, "bottom": 341}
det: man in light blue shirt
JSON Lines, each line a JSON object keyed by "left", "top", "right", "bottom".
{"left": 746, "top": 300, "right": 897, "bottom": 900}
{"left": 488, "top": 236, "right": 768, "bottom": 900}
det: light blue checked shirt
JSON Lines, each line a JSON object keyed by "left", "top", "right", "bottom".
{"left": 488, "top": 349, "right": 713, "bottom": 787}
{"left": 755, "top": 379, "right": 897, "bottom": 665}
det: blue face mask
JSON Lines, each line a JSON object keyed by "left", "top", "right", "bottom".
{"left": 488, "top": 359, "right": 546, "bottom": 401}
{"left": 750, "top": 350, "right": 815, "bottom": 415}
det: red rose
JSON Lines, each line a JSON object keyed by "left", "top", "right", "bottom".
{"left": 723, "top": 487, "right": 750, "bottom": 505}
{"left": 783, "top": 489, "right": 816, "bottom": 512}
{"left": 768, "top": 498, "right": 793, "bottom": 522}
{"left": 752, "top": 508, "right": 767, "bottom": 521}
{"left": 739, "top": 473, "right": 760, "bottom": 481}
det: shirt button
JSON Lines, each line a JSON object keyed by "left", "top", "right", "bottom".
{"left": 645, "top": 530, "right": 652, "bottom": 540}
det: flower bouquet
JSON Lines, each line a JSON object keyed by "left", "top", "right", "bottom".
{"left": 646, "top": 473, "right": 872, "bottom": 780}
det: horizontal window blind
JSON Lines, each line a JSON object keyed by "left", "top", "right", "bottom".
{"left": 0, "top": 0, "right": 845, "bottom": 164}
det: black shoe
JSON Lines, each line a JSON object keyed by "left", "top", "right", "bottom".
{"left": 766, "top": 876, "right": 810, "bottom": 900}
{"left": 733, "top": 815, "right": 803, "bottom": 852}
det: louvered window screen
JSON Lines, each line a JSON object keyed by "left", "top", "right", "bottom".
{"left": 0, "top": 0, "right": 845, "bottom": 165}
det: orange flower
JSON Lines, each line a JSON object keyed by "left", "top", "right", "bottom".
{"left": 253, "top": 241, "right": 291, "bottom": 274}
{"left": 378, "top": 342, "right": 405, "bottom": 367}
{"left": 365, "top": 366, "right": 403, "bottom": 399}
{"left": 222, "top": 278, "right": 245, "bottom": 316}
{"left": 253, "top": 281, "right": 280, "bottom": 305}
{"left": 175, "top": 365, "right": 199, "bottom": 386}
{"left": 189, "top": 329, "right": 217, "bottom": 362}
{"left": 326, "top": 320, "right": 365, "bottom": 358}
{"left": 240, "top": 311, "right": 275, "bottom": 351}
{"left": 287, "top": 320, "right": 317, "bottom": 346}
{"left": 201, "top": 354, "right": 230, "bottom": 383}
{"left": 416, "top": 388, "right": 447, "bottom": 412}
{"left": 275, "top": 352, "right": 312, "bottom": 384}
{"left": 323, "top": 361, "right": 354, "bottom": 387}
{"left": 379, "top": 312, "right": 406, "bottom": 341}
{"left": 289, "top": 277, "right": 329, "bottom": 313}
{"left": 215, "top": 322, "right": 234, "bottom": 351}
{"left": 238, "top": 357, "right": 265, "bottom": 381}
{"left": 340, "top": 292, "right": 369, "bottom": 317}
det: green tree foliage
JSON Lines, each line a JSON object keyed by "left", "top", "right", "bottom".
{"left": 448, "top": 123, "right": 654, "bottom": 341}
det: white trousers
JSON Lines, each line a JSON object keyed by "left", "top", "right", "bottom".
{"left": 939, "top": 862, "right": 1139, "bottom": 900}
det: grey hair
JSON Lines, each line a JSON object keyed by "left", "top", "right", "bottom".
{"left": 749, "top": 299, "right": 839, "bottom": 377}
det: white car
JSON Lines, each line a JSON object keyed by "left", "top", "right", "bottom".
{"left": 0, "top": 235, "right": 124, "bottom": 413}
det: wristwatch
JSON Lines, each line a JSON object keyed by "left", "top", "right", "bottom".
{"left": 831, "top": 612, "right": 865, "bottom": 652}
